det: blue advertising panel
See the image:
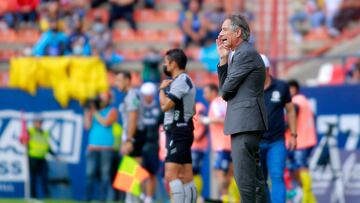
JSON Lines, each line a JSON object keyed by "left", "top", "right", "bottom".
{"left": 0, "top": 88, "right": 87, "bottom": 200}
{"left": 303, "top": 84, "right": 360, "bottom": 203}
{"left": 0, "top": 88, "right": 210, "bottom": 201}
{"left": 3, "top": 84, "right": 359, "bottom": 202}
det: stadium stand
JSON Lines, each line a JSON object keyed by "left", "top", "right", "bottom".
{"left": 0, "top": 0, "right": 358, "bottom": 86}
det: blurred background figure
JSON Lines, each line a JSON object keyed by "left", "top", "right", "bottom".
{"left": 84, "top": 91, "right": 118, "bottom": 202}
{"left": 23, "top": 116, "right": 53, "bottom": 199}
{"left": 100, "top": 44, "right": 124, "bottom": 71}
{"left": 201, "top": 84, "right": 238, "bottom": 202}
{"left": 324, "top": 0, "right": 342, "bottom": 36}
{"left": 286, "top": 79, "right": 317, "bottom": 203}
{"left": 68, "top": 16, "right": 91, "bottom": 56}
{"left": 261, "top": 54, "right": 297, "bottom": 203}
{"left": 191, "top": 102, "right": 208, "bottom": 203}
{"left": 38, "top": 0, "right": 64, "bottom": 32}
{"left": 16, "top": 0, "right": 39, "bottom": 27}
{"left": 289, "top": 0, "right": 325, "bottom": 42}
{"left": 89, "top": 13, "right": 112, "bottom": 54}
{"left": 347, "top": 61, "right": 360, "bottom": 84}
{"left": 140, "top": 82, "right": 162, "bottom": 203}
{"left": 204, "top": 0, "right": 225, "bottom": 41}
{"left": 179, "top": 0, "right": 207, "bottom": 47}
{"left": 142, "top": 48, "right": 162, "bottom": 84}
{"left": 33, "top": 17, "right": 70, "bottom": 56}
{"left": 108, "top": 0, "right": 137, "bottom": 30}
{"left": 116, "top": 71, "right": 146, "bottom": 203}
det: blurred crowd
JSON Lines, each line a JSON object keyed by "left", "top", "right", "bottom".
{"left": 0, "top": 0, "right": 359, "bottom": 85}
{"left": 0, "top": 0, "right": 126, "bottom": 69}
{"left": 0, "top": 0, "right": 255, "bottom": 76}
{"left": 346, "top": 59, "right": 360, "bottom": 84}
{"left": 289, "top": 0, "right": 360, "bottom": 42}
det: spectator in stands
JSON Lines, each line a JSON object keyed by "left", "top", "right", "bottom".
{"left": 68, "top": 16, "right": 91, "bottom": 56}
{"left": 0, "top": 15, "right": 14, "bottom": 29}
{"left": 89, "top": 14, "right": 112, "bottom": 53}
{"left": 38, "top": 0, "right": 65, "bottom": 32}
{"left": 0, "top": 0, "right": 16, "bottom": 28}
{"left": 100, "top": 44, "right": 124, "bottom": 70}
{"left": 16, "top": 0, "right": 40, "bottom": 26}
{"left": 67, "top": 0, "right": 87, "bottom": 19}
{"left": 204, "top": 0, "right": 226, "bottom": 41}
{"left": 289, "top": 0, "right": 325, "bottom": 41}
{"left": 108, "top": 0, "right": 137, "bottom": 30}
{"left": 179, "top": 0, "right": 207, "bottom": 47}
{"left": 199, "top": 40, "right": 219, "bottom": 74}
{"left": 325, "top": 0, "right": 342, "bottom": 36}
{"left": 181, "top": 0, "right": 202, "bottom": 10}
{"left": 347, "top": 61, "right": 360, "bottom": 84}
{"left": 333, "top": 1, "right": 360, "bottom": 32}
{"left": 84, "top": 91, "right": 118, "bottom": 202}
{"left": 61, "top": 0, "right": 88, "bottom": 34}
{"left": 197, "top": 0, "right": 226, "bottom": 73}
{"left": 33, "top": 17, "right": 70, "bottom": 56}
{"left": 142, "top": 0, "right": 155, "bottom": 9}
{"left": 142, "top": 48, "right": 162, "bottom": 83}
{"left": 181, "top": 0, "right": 190, "bottom": 10}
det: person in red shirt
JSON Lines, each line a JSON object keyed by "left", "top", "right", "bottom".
{"left": 17, "top": 0, "right": 39, "bottom": 24}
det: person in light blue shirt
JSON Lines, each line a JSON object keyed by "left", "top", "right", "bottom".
{"left": 199, "top": 42, "right": 219, "bottom": 73}
{"left": 68, "top": 17, "right": 91, "bottom": 56}
{"left": 100, "top": 45, "right": 124, "bottom": 70}
{"left": 32, "top": 18, "right": 70, "bottom": 56}
{"left": 84, "top": 91, "right": 118, "bottom": 202}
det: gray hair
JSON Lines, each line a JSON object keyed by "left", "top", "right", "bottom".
{"left": 226, "top": 14, "right": 250, "bottom": 42}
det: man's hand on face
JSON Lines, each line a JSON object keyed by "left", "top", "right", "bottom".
{"left": 216, "top": 36, "right": 230, "bottom": 66}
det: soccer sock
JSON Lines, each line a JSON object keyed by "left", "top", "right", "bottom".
{"left": 300, "top": 170, "right": 317, "bottom": 203}
{"left": 193, "top": 175, "right": 203, "bottom": 197}
{"left": 169, "top": 179, "right": 185, "bottom": 203}
{"left": 144, "top": 196, "right": 153, "bottom": 203}
{"left": 184, "top": 181, "right": 197, "bottom": 203}
{"left": 221, "top": 193, "right": 230, "bottom": 202}
{"left": 228, "top": 177, "right": 240, "bottom": 203}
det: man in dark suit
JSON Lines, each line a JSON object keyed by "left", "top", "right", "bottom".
{"left": 216, "top": 14, "right": 268, "bottom": 203}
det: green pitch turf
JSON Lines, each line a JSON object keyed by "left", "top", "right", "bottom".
{"left": 0, "top": 200, "right": 129, "bottom": 203}
{"left": 0, "top": 200, "right": 79, "bottom": 203}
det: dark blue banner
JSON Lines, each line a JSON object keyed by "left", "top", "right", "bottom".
{"left": 0, "top": 88, "right": 87, "bottom": 200}
{"left": 303, "top": 84, "right": 360, "bottom": 203}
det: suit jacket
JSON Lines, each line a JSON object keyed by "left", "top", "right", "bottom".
{"left": 217, "top": 41, "right": 268, "bottom": 135}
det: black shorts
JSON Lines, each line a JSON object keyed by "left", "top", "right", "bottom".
{"left": 142, "top": 145, "right": 160, "bottom": 175}
{"left": 129, "top": 129, "right": 146, "bottom": 157}
{"left": 165, "top": 124, "right": 194, "bottom": 164}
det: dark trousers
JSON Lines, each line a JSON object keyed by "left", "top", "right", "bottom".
{"left": 109, "top": 4, "right": 136, "bottom": 30}
{"left": 29, "top": 157, "right": 49, "bottom": 198}
{"left": 85, "top": 150, "right": 113, "bottom": 201}
{"left": 231, "top": 132, "right": 266, "bottom": 203}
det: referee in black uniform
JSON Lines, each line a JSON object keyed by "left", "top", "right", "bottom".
{"left": 159, "top": 48, "right": 197, "bottom": 203}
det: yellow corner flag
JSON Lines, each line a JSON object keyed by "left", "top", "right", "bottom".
{"left": 112, "top": 156, "right": 150, "bottom": 196}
